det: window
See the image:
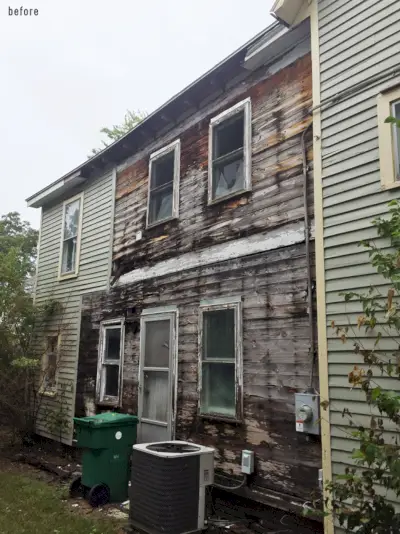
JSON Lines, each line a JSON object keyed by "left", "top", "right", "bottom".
{"left": 208, "top": 98, "right": 252, "bottom": 204}
{"left": 377, "top": 87, "right": 400, "bottom": 189}
{"left": 198, "top": 297, "right": 242, "bottom": 419}
{"left": 96, "top": 319, "right": 124, "bottom": 405}
{"left": 147, "top": 140, "right": 180, "bottom": 227}
{"left": 41, "top": 335, "right": 60, "bottom": 395}
{"left": 59, "top": 193, "right": 83, "bottom": 278}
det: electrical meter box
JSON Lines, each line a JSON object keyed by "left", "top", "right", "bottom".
{"left": 295, "top": 392, "right": 320, "bottom": 435}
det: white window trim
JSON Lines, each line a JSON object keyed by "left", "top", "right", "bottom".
{"left": 208, "top": 98, "right": 252, "bottom": 205}
{"left": 58, "top": 192, "right": 84, "bottom": 280}
{"left": 198, "top": 296, "right": 243, "bottom": 420}
{"left": 96, "top": 318, "right": 125, "bottom": 406}
{"left": 40, "top": 334, "right": 61, "bottom": 397}
{"left": 138, "top": 307, "right": 178, "bottom": 439}
{"left": 146, "top": 139, "right": 181, "bottom": 228}
{"left": 377, "top": 86, "right": 400, "bottom": 190}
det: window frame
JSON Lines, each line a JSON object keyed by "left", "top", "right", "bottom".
{"left": 377, "top": 86, "right": 400, "bottom": 190}
{"left": 198, "top": 296, "right": 243, "bottom": 421}
{"left": 96, "top": 318, "right": 125, "bottom": 406}
{"left": 58, "top": 192, "right": 84, "bottom": 280}
{"left": 146, "top": 139, "right": 181, "bottom": 228}
{"left": 208, "top": 98, "right": 252, "bottom": 205}
{"left": 40, "top": 334, "right": 61, "bottom": 397}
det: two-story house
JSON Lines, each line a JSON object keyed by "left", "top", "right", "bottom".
{"left": 27, "top": 15, "right": 323, "bottom": 533}
{"left": 273, "top": 0, "right": 400, "bottom": 533}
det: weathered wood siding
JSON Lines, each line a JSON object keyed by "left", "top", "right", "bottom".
{"left": 113, "top": 53, "right": 313, "bottom": 278}
{"left": 78, "top": 244, "right": 320, "bottom": 510}
{"left": 34, "top": 170, "right": 115, "bottom": 443}
{"left": 318, "top": 0, "right": 400, "bottom": 525}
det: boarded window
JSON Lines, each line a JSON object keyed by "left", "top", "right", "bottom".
{"left": 42, "top": 335, "right": 59, "bottom": 394}
{"left": 209, "top": 99, "right": 251, "bottom": 203}
{"left": 148, "top": 140, "right": 180, "bottom": 226}
{"left": 60, "top": 195, "right": 82, "bottom": 276}
{"left": 199, "top": 300, "right": 242, "bottom": 419}
{"left": 97, "top": 321, "right": 124, "bottom": 405}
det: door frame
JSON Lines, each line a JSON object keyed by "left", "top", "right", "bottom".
{"left": 138, "top": 306, "right": 178, "bottom": 442}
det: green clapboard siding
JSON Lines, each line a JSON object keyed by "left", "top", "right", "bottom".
{"left": 34, "top": 170, "right": 114, "bottom": 444}
{"left": 318, "top": 0, "right": 400, "bottom": 533}
{"left": 318, "top": 0, "right": 400, "bottom": 527}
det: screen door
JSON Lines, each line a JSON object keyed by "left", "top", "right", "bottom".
{"left": 138, "top": 309, "right": 177, "bottom": 443}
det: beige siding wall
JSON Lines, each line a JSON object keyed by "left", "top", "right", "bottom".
{"left": 318, "top": 0, "right": 400, "bottom": 529}
{"left": 34, "top": 170, "right": 115, "bottom": 443}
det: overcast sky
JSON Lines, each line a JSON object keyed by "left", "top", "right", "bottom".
{"left": 0, "top": 0, "right": 274, "bottom": 229}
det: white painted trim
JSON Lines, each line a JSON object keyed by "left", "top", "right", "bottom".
{"left": 58, "top": 192, "right": 84, "bottom": 280}
{"left": 200, "top": 295, "right": 242, "bottom": 307}
{"left": 141, "top": 305, "right": 178, "bottom": 316}
{"left": 208, "top": 98, "right": 252, "bottom": 204}
{"left": 377, "top": 87, "right": 400, "bottom": 189}
{"left": 146, "top": 139, "right": 181, "bottom": 228}
{"left": 69, "top": 295, "right": 83, "bottom": 444}
{"left": 198, "top": 299, "right": 243, "bottom": 420}
{"left": 106, "top": 168, "right": 117, "bottom": 291}
{"left": 117, "top": 221, "right": 314, "bottom": 286}
{"left": 96, "top": 318, "right": 125, "bottom": 406}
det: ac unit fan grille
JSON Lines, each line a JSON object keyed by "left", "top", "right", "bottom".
{"left": 130, "top": 449, "right": 200, "bottom": 534}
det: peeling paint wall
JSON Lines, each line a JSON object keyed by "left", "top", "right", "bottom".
{"left": 77, "top": 244, "right": 320, "bottom": 508}
{"left": 113, "top": 53, "right": 313, "bottom": 279}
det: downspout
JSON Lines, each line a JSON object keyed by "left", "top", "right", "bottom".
{"left": 301, "top": 121, "right": 316, "bottom": 391}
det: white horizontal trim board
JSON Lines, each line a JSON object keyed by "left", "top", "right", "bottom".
{"left": 117, "top": 220, "right": 315, "bottom": 286}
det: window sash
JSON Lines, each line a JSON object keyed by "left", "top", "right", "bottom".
{"left": 97, "top": 321, "right": 124, "bottom": 404}
{"left": 59, "top": 195, "right": 83, "bottom": 276}
{"left": 147, "top": 140, "right": 180, "bottom": 227}
{"left": 208, "top": 98, "right": 251, "bottom": 204}
{"left": 198, "top": 300, "right": 242, "bottom": 419}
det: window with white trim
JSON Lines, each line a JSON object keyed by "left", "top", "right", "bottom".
{"left": 41, "top": 335, "right": 60, "bottom": 395}
{"left": 377, "top": 87, "right": 400, "bottom": 189}
{"left": 208, "top": 98, "right": 252, "bottom": 203}
{"left": 97, "top": 319, "right": 124, "bottom": 405}
{"left": 147, "top": 140, "right": 180, "bottom": 227}
{"left": 59, "top": 194, "right": 83, "bottom": 277}
{"left": 199, "top": 298, "right": 242, "bottom": 419}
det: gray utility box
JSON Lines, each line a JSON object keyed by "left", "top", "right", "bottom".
{"left": 295, "top": 392, "right": 320, "bottom": 435}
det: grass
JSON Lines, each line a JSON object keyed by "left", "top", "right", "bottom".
{"left": 0, "top": 471, "right": 124, "bottom": 534}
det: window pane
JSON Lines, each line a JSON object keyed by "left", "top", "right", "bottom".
{"left": 61, "top": 237, "right": 77, "bottom": 274}
{"left": 148, "top": 185, "right": 173, "bottom": 224}
{"left": 64, "top": 199, "right": 80, "bottom": 239}
{"left": 393, "top": 100, "right": 400, "bottom": 179}
{"left": 104, "top": 328, "right": 121, "bottom": 361}
{"left": 144, "top": 319, "right": 170, "bottom": 368}
{"left": 213, "top": 158, "right": 244, "bottom": 199}
{"left": 150, "top": 151, "right": 175, "bottom": 189}
{"left": 142, "top": 370, "right": 168, "bottom": 422}
{"left": 214, "top": 113, "right": 244, "bottom": 159}
{"left": 201, "top": 362, "right": 235, "bottom": 417}
{"left": 104, "top": 365, "right": 119, "bottom": 397}
{"left": 203, "top": 308, "right": 235, "bottom": 360}
{"left": 45, "top": 352, "right": 57, "bottom": 388}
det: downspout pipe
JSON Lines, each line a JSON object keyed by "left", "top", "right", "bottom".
{"left": 301, "top": 121, "right": 316, "bottom": 391}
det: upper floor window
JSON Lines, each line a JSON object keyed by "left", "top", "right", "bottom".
{"left": 147, "top": 139, "right": 180, "bottom": 227}
{"left": 198, "top": 296, "right": 243, "bottom": 420}
{"left": 377, "top": 87, "right": 400, "bottom": 189}
{"left": 59, "top": 193, "right": 83, "bottom": 278}
{"left": 208, "top": 98, "right": 252, "bottom": 204}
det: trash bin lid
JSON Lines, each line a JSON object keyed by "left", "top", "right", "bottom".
{"left": 74, "top": 412, "right": 138, "bottom": 428}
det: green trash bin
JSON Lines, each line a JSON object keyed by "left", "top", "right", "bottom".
{"left": 71, "top": 412, "right": 139, "bottom": 506}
